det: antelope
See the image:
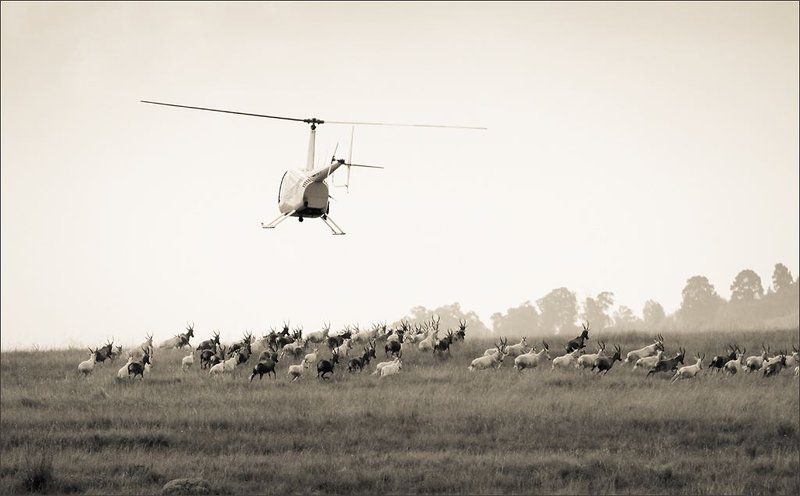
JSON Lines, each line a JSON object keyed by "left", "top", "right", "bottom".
{"left": 723, "top": 347, "right": 747, "bottom": 375}
{"left": 785, "top": 346, "right": 799, "bottom": 369}
{"left": 503, "top": 337, "right": 529, "bottom": 359}
{"left": 514, "top": 341, "right": 550, "bottom": 371}
{"left": 108, "top": 345, "right": 123, "bottom": 363}
{"left": 348, "top": 344, "right": 377, "bottom": 373}
{"left": 762, "top": 352, "right": 788, "bottom": 377}
{"left": 130, "top": 333, "right": 153, "bottom": 357}
{"left": 127, "top": 348, "right": 152, "bottom": 379}
{"left": 287, "top": 363, "right": 305, "bottom": 381}
{"left": 380, "top": 357, "right": 403, "bottom": 378}
{"left": 593, "top": 345, "right": 622, "bottom": 374}
{"left": 646, "top": 348, "right": 686, "bottom": 378}
{"left": 565, "top": 322, "right": 590, "bottom": 352}
{"left": 373, "top": 356, "right": 400, "bottom": 375}
{"left": 327, "top": 327, "right": 352, "bottom": 349}
{"left": 633, "top": 350, "right": 663, "bottom": 371}
{"left": 404, "top": 323, "right": 426, "bottom": 344}
{"left": 469, "top": 341, "right": 506, "bottom": 371}
{"left": 317, "top": 350, "right": 340, "bottom": 380}
{"left": 744, "top": 344, "right": 770, "bottom": 372}
{"left": 454, "top": 319, "right": 467, "bottom": 341}
{"left": 670, "top": 353, "right": 704, "bottom": 383}
{"left": 196, "top": 331, "right": 221, "bottom": 353}
{"left": 117, "top": 357, "right": 134, "bottom": 380}
{"left": 333, "top": 339, "right": 353, "bottom": 358}
{"left": 624, "top": 334, "right": 664, "bottom": 363}
{"left": 552, "top": 348, "right": 583, "bottom": 370}
{"left": 181, "top": 352, "right": 194, "bottom": 371}
{"left": 303, "top": 347, "right": 320, "bottom": 367}
{"left": 576, "top": 341, "right": 606, "bottom": 370}
{"left": 352, "top": 324, "right": 376, "bottom": 345}
{"left": 710, "top": 344, "right": 739, "bottom": 372}
{"left": 250, "top": 346, "right": 279, "bottom": 381}
{"left": 281, "top": 339, "right": 306, "bottom": 360}
{"left": 78, "top": 348, "right": 98, "bottom": 376}
{"left": 484, "top": 337, "right": 510, "bottom": 356}
{"left": 385, "top": 332, "right": 404, "bottom": 357}
{"left": 210, "top": 351, "right": 240, "bottom": 375}
{"left": 93, "top": 340, "right": 115, "bottom": 363}
{"left": 304, "top": 323, "right": 330, "bottom": 344}
{"left": 432, "top": 330, "right": 455, "bottom": 358}
{"left": 418, "top": 316, "right": 440, "bottom": 352}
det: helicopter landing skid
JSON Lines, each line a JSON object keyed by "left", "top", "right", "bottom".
{"left": 261, "top": 210, "right": 296, "bottom": 229}
{"left": 321, "top": 215, "right": 346, "bottom": 235}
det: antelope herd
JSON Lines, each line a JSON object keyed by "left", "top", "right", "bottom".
{"left": 77, "top": 320, "right": 799, "bottom": 383}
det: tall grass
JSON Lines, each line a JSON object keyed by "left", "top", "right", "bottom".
{"left": 1, "top": 329, "right": 797, "bottom": 494}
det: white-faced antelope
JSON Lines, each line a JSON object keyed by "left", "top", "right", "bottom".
{"left": 77, "top": 348, "right": 98, "bottom": 376}
{"left": 670, "top": 353, "right": 704, "bottom": 383}
{"left": 633, "top": 350, "right": 663, "bottom": 371}
{"left": 576, "top": 341, "right": 606, "bottom": 370}
{"left": 514, "top": 341, "right": 550, "bottom": 371}
{"left": 744, "top": 344, "right": 770, "bottom": 372}
{"left": 624, "top": 334, "right": 664, "bottom": 364}
{"left": 552, "top": 348, "right": 583, "bottom": 370}
{"left": 469, "top": 340, "right": 506, "bottom": 371}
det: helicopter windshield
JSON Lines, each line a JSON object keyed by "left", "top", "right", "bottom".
{"left": 277, "top": 171, "right": 287, "bottom": 204}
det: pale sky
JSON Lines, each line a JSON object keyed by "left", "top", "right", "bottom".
{"left": 2, "top": 2, "right": 798, "bottom": 349}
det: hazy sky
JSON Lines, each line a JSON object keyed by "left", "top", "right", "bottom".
{"left": 2, "top": 2, "right": 798, "bottom": 349}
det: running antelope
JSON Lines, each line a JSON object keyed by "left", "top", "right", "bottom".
{"left": 624, "top": 334, "right": 664, "bottom": 363}
{"left": 671, "top": 353, "right": 704, "bottom": 383}
{"left": 514, "top": 341, "right": 550, "bottom": 371}
{"left": 565, "top": 322, "right": 590, "bottom": 352}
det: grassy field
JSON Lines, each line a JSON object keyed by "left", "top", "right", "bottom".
{"left": 1, "top": 329, "right": 798, "bottom": 495}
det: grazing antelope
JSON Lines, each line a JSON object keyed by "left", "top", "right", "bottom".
{"left": 762, "top": 352, "right": 788, "bottom": 377}
{"left": 317, "top": 350, "right": 340, "bottom": 380}
{"left": 181, "top": 352, "right": 194, "bottom": 371}
{"left": 552, "top": 348, "right": 583, "bottom": 370}
{"left": 576, "top": 341, "right": 606, "bottom": 370}
{"left": 210, "top": 351, "right": 240, "bottom": 375}
{"left": 633, "top": 350, "right": 663, "bottom": 371}
{"left": 250, "top": 346, "right": 279, "bottom": 381}
{"left": 646, "top": 348, "right": 686, "bottom": 378}
{"left": 671, "top": 353, "right": 704, "bottom": 383}
{"left": 503, "top": 337, "right": 529, "bottom": 359}
{"left": 127, "top": 348, "right": 152, "bottom": 379}
{"left": 565, "top": 322, "right": 590, "bottom": 352}
{"left": 723, "top": 347, "right": 747, "bottom": 375}
{"left": 469, "top": 341, "right": 506, "bottom": 371}
{"left": 514, "top": 341, "right": 550, "bottom": 371}
{"left": 744, "top": 344, "right": 770, "bottom": 372}
{"left": 593, "top": 345, "right": 622, "bottom": 374}
{"left": 78, "top": 348, "right": 98, "bottom": 376}
{"left": 624, "top": 334, "right": 664, "bottom": 363}
{"left": 380, "top": 357, "right": 403, "bottom": 378}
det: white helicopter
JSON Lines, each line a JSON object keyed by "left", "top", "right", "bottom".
{"left": 141, "top": 100, "right": 485, "bottom": 234}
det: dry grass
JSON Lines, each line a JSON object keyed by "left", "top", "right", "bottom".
{"left": 1, "top": 329, "right": 798, "bottom": 495}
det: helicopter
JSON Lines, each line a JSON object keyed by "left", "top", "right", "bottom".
{"left": 141, "top": 100, "right": 485, "bottom": 234}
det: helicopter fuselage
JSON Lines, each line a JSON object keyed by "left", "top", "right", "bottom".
{"left": 277, "top": 163, "right": 343, "bottom": 219}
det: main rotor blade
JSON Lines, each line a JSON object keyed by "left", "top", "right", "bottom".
{"left": 326, "top": 120, "right": 486, "bottom": 130}
{"left": 140, "top": 100, "right": 310, "bottom": 123}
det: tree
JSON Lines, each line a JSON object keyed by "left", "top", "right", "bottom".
{"left": 491, "top": 301, "right": 539, "bottom": 335}
{"left": 772, "top": 263, "right": 794, "bottom": 293}
{"left": 642, "top": 300, "right": 666, "bottom": 328}
{"left": 729, "top": 269, "right": 764, "bottom": 303}
{"left": 537, "top": 287, "right": 578, "bottom": 334}
{"left": 394, "top": 302, "right": 490, "bottom": 335}
{"left": 679, "top": 276, "right": 723, "bottom": 328}
{"left": 613, "top": 305, "right": 642, "bottom": 331}
{"left": 581, "top": 292, "right": 614, "bottom": 331}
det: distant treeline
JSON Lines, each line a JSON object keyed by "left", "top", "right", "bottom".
{"left": 394, "top": 263, "right": 799, "bottom": 335}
